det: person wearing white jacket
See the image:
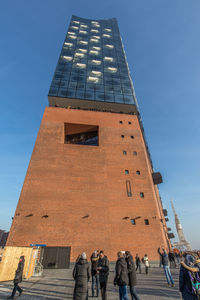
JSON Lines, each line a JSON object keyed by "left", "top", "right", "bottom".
{"left": 143, "top": 254, "right": 149, "bottom": 275}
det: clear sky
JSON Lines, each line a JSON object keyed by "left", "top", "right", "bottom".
{"left": 1, "top": 0, "right": 200, "bottom": 249}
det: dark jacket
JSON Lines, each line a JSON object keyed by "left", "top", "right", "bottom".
{"left": 158, "top": 248, "right": 169, "bottom": 266}
{"left": 73, "top": 258, "right": 90, "bottom": 300}
{"left": 14, "top": 258, "right": 24, "bottom": 284}
{"left": 114, "top": 257, "right": 129, "bottom": 286}
{"left": 97, "top": 256, "right": 109, "bottom": 283}
{"left": 91, "top": 254, "right": 99, "bottom": 276}
{"left": 179, "top": 265, "right": 199, "bottom": 299}
{"left": 135, "top": 256, "right": 141, "bottom": 265}
{"left": 168, "top": 252, "right": 175, "bottom": 261}
{"left": 126, "top": 255, "right": 137, "bottom": 286}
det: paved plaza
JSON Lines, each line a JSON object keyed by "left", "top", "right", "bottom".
{"left": 0, "top": 266, "right": 181, "bottom": 299}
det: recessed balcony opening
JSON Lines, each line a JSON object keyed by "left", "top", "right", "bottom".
{"left": 64, "top": 42, "right": 73, "bottom": 47}
{"left": 91, "top": 29, "right": 99, "bottom": 33}
{"left": 65, "top": 123, "right": 99, "bottom": 146}
{"left": 80, "top": 24, "right": 88, "bottom": 28}
{"left": 79, "top": 40, "right": 88, "bottom": 45}
{"left": 71, "top": 26, "right": 79, "bottom": 30}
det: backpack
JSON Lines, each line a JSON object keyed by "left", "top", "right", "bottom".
{"left": 188, "top": 270, "right": 200, "bottom": 297}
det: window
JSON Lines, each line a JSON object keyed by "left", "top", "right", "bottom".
{"left": 65, "top": 123, "right": 99, "bottom": 146}
{"left": 104, "top": 56, "right": 114, "bottom": 62}
{"left": 119, "top": 120, "right": 123, "bottom": 124}
{"left": 144, "top": 219, "right": 149, "bottom": 225}
{"left": 126, "top": 180, "right": 132, "bottom": 197}
{"left": 125, "top": 170, "right": 129, "bottom": 174}
{"left": 133, "top": 151, "right": 137, "bottom": 156}
{"left": 131, "top": 219, "right": 136, "bottom": 225}
{"left": 140, "top": 192, "right": 144, "bottom": 198}
{"left": 107, "top": 67, "right": 117, "bottom": 73}
{"left": 131, "top": 135, "right": 134, "bottom": 139}
{"left": 121, "top": 135, "right": 124, "bottom": 138}
{"left": 136, "top": 170, "right": 140, "bottom": 175}
{"left": 123, "top": 150, "right": 127, "bottom": 155}
{"left": 88, "top": 76, "right": 99, "bottom": 83}
{"left": 128, "top": 121, "right": 132, "bottom": 125}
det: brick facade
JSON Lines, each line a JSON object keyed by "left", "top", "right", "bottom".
{"left": 7, "top": 107, "right": 169, "bottom": 261}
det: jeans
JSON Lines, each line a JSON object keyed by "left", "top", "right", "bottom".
{"left": 119, "top": 285, "right": 130, "bottom": 300}
{"left": 163, "top": 265, "right": 174, "bottom": 285}
{"left": 11, "top": 283, "right": 22, "bottom": 297}
{"left": 136, "top": 263, "right": 141, "bottom": 273}
{"left": 92, "top": 274, "right": 99, "bottom": 297}
{"left": 145, "top": 266, "right": 148, "bottom": 274}
{"left": 130, "top": 286, "right": 140, "bottom": 300}
{"left": 100, "top": 281, "right": 107, "bottom": 300}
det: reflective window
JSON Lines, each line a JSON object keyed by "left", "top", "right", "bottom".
{"left": 49, "top": 16, "right": 136, "bottom": 106}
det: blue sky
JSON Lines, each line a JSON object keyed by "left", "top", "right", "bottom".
{"left": 1, "top": 0, "right": 200, "bottom": 249}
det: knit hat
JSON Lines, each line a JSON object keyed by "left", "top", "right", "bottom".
{"left": 81, "top": 252, "right": 87, "bottom": 260}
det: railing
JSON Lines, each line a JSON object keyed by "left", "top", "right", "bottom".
{"left": 33, "top": 261, "right": 43, "bottom": 277}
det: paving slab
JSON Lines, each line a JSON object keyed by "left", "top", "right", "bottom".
{"left": 0, "top": 266, "right": 181, "bottom": 299}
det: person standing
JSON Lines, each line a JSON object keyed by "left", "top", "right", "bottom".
{"left": 91, "top": 250, "right": 99, "bottom": 297}
{"left": 97, "top": 250, "right": 109, "bottom": 300}
{"left": 169, "top": 252, "right": 176, "bottom": 268}
{"left": 125, "top": 251, "right": 140, "bottom": 300}
{"left": 114, "top": 251, "right": 130, "bottom": 300}
{"left": 73, "top": 252, "right": 90, "bottom": 300}
{"left": 135, "top": 254, "right": 141, "bottom": 274}
{"left": 179, "top": 253, "right": 200, "bottom": 299}
{"left": 158, "top": 248, "right": 175, "bottom": 287}
{"left": 143, "top": 254, "right": 149, "bottom": 275}
{"left": 7, "top": 256, "right": 25, "bottom": 299}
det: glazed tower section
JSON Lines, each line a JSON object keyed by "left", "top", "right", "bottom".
{"left": 7, "top": 16, "right": 170, "bottom": 261}
{"left": 48, "top": 16, "right": 137, "bottom": 112}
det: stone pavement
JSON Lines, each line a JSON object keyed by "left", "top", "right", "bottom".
{"left": 0, "top": 266, "right": 181, "bottom": 299}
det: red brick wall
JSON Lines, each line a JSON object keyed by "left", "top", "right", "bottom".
{"left": 7, "top": 107, "right": 169, "bottom": 261}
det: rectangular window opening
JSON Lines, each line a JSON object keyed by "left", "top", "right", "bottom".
{"left": 65, "top": 123, "right": 99, "bottom": 146}
{"left": 131, "top": 219, "right": 136, "bottom": 225}
{"left": 126, "top": 180, "right": 132, "bottom": 197}
{"left": 144, "top": 219, "right": 149, "bottom": 225}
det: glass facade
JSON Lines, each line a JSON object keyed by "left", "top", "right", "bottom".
{"left": 48, "top": 15, "right": 137, "bottom": 106}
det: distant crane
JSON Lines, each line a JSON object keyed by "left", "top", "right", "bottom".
{"left": 171, "top": 200, "right": 192, "bottom": 251}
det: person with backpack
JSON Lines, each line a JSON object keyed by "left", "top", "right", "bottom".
{"left": 179, "top": 253, "right": 200, "bottom": 300}
{"left": 125, "top": 251, "right": 140, "bottom": 300}
{"left": 73, "top": 252, "right": 90, "bottom": 300}
{"left": 90, "top": 250, "right": 99, "bottom": 297}
{"left": 158, "top": 247, "right": 175, "bottom": 287}
{"left": 114, "top": 251, "right": 130, "bottom": 300}
{"left": 7, "top": 256, "right": 25, "bottom": 299}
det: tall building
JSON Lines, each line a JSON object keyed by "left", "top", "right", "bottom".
{"left": 7, "top": 16, "right": 170, "bottom": 263}
{"left": 171, "top": 200, "right": 192, "bottom": 250}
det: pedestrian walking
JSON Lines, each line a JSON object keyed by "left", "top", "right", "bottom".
{"left": 143, "top": 254, "right": 149, "bottom": 275}
{"left": 73, "top": 252, "right": 90, "bottom": 300}
{"left": 114, "top": 251, "right": 130, "bottom": 300}
{"left": 7, "top": 256, "right": 25, "bottom": 299}
{"left": 158, "top": 247, "right": 175, "bottom": 287}
{"left": 125, "top": 251, "right": 140, "bottom": 300}
{"left": 135, "top": 254, "right": 141, "bottom": 274}
{"left": 179, "top": 253, "right": 200, "bottom": 299}
{"left": 97, "top": 250, "right": 109, "bottom": 300}
{"left": 175, "top": 252, "right": 180, "bottom": 265}
{"left": 91, "top": 250, "right": 99, "bottom": 297}
{"left": 169, "top": 251, "right": 176, "bottom": 268}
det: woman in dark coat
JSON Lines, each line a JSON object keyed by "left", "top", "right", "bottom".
{"left": 73, "top": 252, "right": 90, "bottom": 300}
{"left": 179, "top": 253, "right": 200, "bottom": 300}
{"left": 7, "top": 256, "right": 25, "bottom": 299}
{"left": 125, "top": 251, "right": 140, "bottom": 300}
